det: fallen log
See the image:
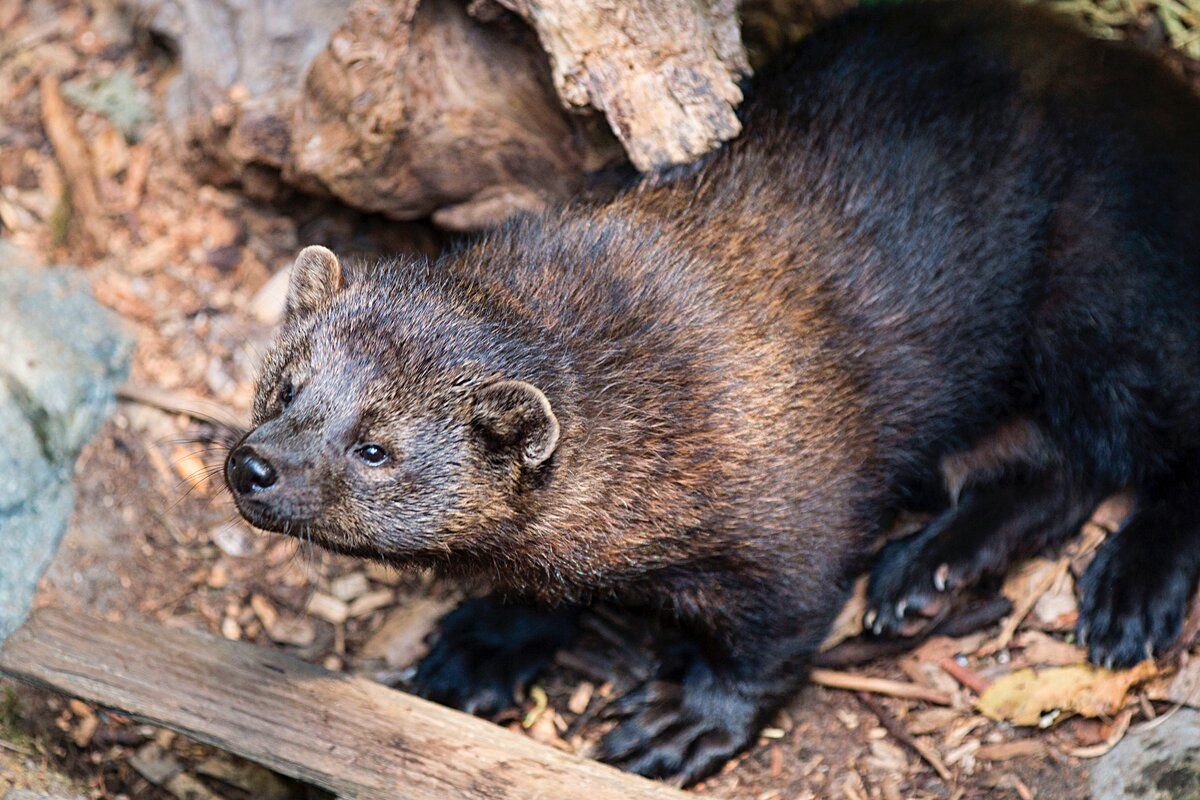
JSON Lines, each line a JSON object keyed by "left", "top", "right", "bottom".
{"left": 0, "top": 608, "right": 686, "bottom": 800}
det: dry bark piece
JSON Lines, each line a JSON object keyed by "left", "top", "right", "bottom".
{"left": 125, "top": 0, "right": 621, "bottom": 229}
{"left": 288, "top": 0, "right": 617, "bottom": 226}
{"left": 494, "top": 0, "right": 748, "bottom": 170}
{"left": 123, "top": 0, "right": 787, "bottom": 228}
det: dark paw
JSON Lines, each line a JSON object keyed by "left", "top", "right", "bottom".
{"left": 1077, "top": 540, "right": 1193, "bottom": 669}
{"left": 865, "top": 534, "right": 962, "bottom": 638}
{"left": 596, "top": 662, "right": 760, "bottom": 786}
{"left": 410, "top": 597, "right": 579, "bottom": 716}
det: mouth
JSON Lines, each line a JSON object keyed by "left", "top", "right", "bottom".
{"left": 227, "top": 491, "right": 318, "bottom": 538}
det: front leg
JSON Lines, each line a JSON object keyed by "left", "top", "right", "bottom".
{"left": 411, "top": 595, "right": 581, "bottom": 715}
{"left": 597, "top": 584, "right": 842, "bottom": 785}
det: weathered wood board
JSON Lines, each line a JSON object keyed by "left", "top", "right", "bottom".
{"left": 0, "top": 608, "right": 687, "bottom": 800}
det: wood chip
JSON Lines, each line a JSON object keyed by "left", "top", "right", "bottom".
{"left": 907, "top": 707, "right": 960, "bottom": 736}
{"left": 209, "top": 522, "right": 254, "bottom": 558}
{"left": 221, "top": 616, "right": 241, "bottom": 641}
{"left": 347, "top": 589, "right": 395, "bottom": 618}
{"left": 359, "top": 598, "right": 453, "bottom": 669}
{"left": 73, "top": 711, "right": 99, "bottom": 748}
{"left": 172, "top": 446, "right": 212, "bottom": 494}
{"left": 249, "top": 267, "right": 291, "bottom": 325}
{"left": 267, "top": 616, "right": 316, "bottom": 648}
{"left": 250, "top": 594, "right": 279, "bottom": 631}
{"left": 856, "top": 692, "right": 952, "bottom": 784}
{"left": 567, "top": 682, "right": 595, "bottom": 715}
{"left": 306, "top": 592, "right": 349, "bottom": 625}
{"left": 330, "top": 572, "right": 370, "bottom": 602}
{"left": 975, "top": 739, "right": 1045, "bottom": 761}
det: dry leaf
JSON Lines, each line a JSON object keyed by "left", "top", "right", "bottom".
{"left": 820, "top": 575, "right": 867, "bottom": 651}
{"left": 977, "top": 661, "right": 1157, "bottom": 727}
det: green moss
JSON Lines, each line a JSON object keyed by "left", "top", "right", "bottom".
{"left": 47, "top": 190, "right": 72, "bottom": 248}
{"left": 0, "top": 684, "right": 33, "bottom": 750}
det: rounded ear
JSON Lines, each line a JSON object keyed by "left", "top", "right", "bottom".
{"left": 471, "top": 380, "right": 560, "bottom": 468}
{"left": 286, "top": 245, "right": 343, "bottom": 321}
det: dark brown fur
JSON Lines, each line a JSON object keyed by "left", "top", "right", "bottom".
{"left": 227, "top": 0, "right": 1200, "bottom": 784}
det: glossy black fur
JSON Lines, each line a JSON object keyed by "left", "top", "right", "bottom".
{"left": 412, "top": 598, "right": 581, "bottom": 715}
{"left": 232, "top": 0, "right": 1200, "bottom": 785}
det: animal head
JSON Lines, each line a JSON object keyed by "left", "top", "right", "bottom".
{"left": 225, "top": 245, "right": 561, "bottom": 564}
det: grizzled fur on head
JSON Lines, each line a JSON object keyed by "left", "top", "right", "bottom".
{"left": 229, "top": 245, "right": 567, "bottom": 569}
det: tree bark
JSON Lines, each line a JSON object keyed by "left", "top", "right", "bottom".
{"left": 124, "top": 0, "right": 836, "bottom": 229}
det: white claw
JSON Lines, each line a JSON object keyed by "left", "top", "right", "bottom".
{"left": 896, "top": 599, "right": 908, "bottom": 619}
{"left": 873, "top": 619, "right": 884, "bottom": 636}
{"left": 934, "top": 564, "right": 950, "bottom": 592}
{"left": 1145, "top": 639, "right": 1155, "bottom": 660}
{"left": 864, "top": 609, "right": 877, "bottom": 630}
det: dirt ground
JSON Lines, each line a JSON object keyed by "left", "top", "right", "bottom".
{"left": 2, "top": 1, "right": 1200, "bottom": 799}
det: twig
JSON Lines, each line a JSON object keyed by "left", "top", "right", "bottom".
{"left": 40, "top": 74, "right": 108, "bottom": 250}
{"left": 117, "top": 383, "right": 247, "bottom": 432}
{"left": 0, "top": 737, "right": 33, "bottom": 756}
{"left": 856, "top": 692, "right": 953, "bottom": 783}
{"left": 809, "top": 668, "right": 953, "bottom": 706}
{"left": 1062, "top": 707, "right": 1134, "bottom": 758}
{"left": 938, "top": 658, "right": 991, "bottom": 695}
{"left": 978, "top": 557, "right": 1070, "bottom": 656}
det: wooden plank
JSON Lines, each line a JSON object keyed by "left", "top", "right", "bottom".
{"left": 0, "top": 609, "right": 686, "bottom": 800}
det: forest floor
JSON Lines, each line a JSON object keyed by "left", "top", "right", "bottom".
{"left": 2, "top": 1, "right": 1199, "bottom": 799}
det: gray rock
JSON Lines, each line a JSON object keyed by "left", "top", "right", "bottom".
{"left": 0, "top": 245, "right": 132, "bottom": 642}
{"left": 1090, "top": 708, "right": 1200, "bottom": 800}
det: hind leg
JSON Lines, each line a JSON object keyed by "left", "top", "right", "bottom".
{"left": 866, "top": 460, "right": 1105, "bottom": 636}
{"left": 1078, "top": 456, "right": 1200, "bottom": 668}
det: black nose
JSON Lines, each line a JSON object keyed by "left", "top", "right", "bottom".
{"left": 227, "top": 446, "right": 279, "bottom": 495}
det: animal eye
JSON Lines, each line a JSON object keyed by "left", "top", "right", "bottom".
{"left": 279, "top": 380, "right": 296, "bottom": 408}
{"left": 355, "top": 443, "right": 390, "bottom": 466}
